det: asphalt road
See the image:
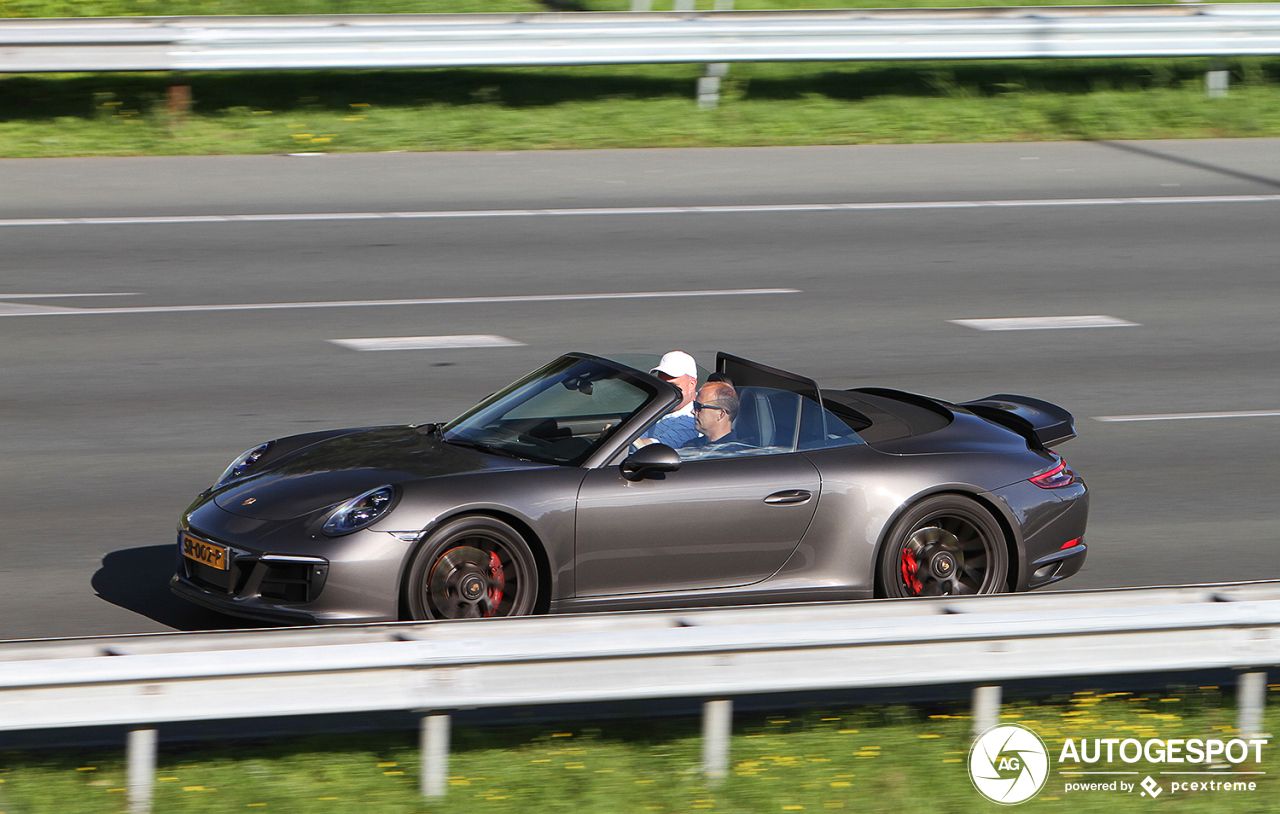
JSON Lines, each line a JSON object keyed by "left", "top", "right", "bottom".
{"left": 2, "top": 139, "right": 1278, "bottom": 640}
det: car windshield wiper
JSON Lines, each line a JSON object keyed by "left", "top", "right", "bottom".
{"left": 442, "top": 436, "right": 531, "bottom": 462}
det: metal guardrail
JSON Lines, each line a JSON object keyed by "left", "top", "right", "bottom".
{"left": 2, "top": 5, "right": 1280, "bottom": 73}
{"left": 1, "top": 582, "right": 1277, "bottom": 811}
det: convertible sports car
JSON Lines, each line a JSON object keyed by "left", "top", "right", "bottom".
{"left": 172, "top": 352, "right": 1088, "bottom": 624}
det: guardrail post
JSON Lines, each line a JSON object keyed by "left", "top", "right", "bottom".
{"left": 972, "top": 685, "right": 1002, "bottom": 737}
{"left": 420, "top": 713, "right": 451, "bottom": 798}
{"left": 127, "top": 728, "right": 157, "bottom": 814}
{"left": 166, "top": 80, "right": 191, "bottom": 130}
{"left": 702, "top": 699, "right": 733, "bottom": 782}
{"left": 1206, "top": 58, "right": 1229, "bottom": 98}
{"left": 698, "top": 63, "right": 729, "bottom": 109}
{"left": 1237, "top": 672, "right": 1267, "bottom": 738}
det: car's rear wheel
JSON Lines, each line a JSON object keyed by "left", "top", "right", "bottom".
{"left": 878, "top": 495, "right": 1009, "bottom": 598}
{"left": 405, "top": 516, "right": 539, "bottom": 620}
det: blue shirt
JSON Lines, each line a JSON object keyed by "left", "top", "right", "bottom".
{"left": 641, "top": 413, "right": 699, "bottom": 448}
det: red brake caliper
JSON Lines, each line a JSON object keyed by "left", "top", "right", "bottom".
{"left": 900, "top": 549, "right": 922, "bottom": 596}
{"left": 484, "top": 551, "right": 505, "bottom": 617}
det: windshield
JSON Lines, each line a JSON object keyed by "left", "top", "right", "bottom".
{"left": 442, "top": 356, "right": 663, "bottom": 466}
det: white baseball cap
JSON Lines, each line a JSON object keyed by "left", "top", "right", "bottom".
{"left": 650, "top": 351, "right": 698, "bottom": 381}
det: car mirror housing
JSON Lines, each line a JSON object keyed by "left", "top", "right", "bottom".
{"left": 620, "top": 444, "right": 682, "bottom": 481}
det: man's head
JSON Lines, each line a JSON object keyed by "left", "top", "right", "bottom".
{"left": 693, "top": 381, "right": 739, "bottom": 442}
{"left": 650, "top": 351, "right": 698, "bottom": 409}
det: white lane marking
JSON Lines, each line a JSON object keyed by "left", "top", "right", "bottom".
{"left": 2, "top": 195, "right": 1278, "bottom": 227}
{"left": 0, "top": 301, "right": 84, "bottom": 316}
{"left": 950, "top": 315, "right": 1140, "bottom": 331}
{"left": 0, "top": 292, "right": 139, "bottom": 298}
{"left": 331, "top": 335, "right": 524, "bottom": 351}
{"left": 1094, "top": 410, "right": 1280, "bottom": 422}
{"left": 0, "top": 288, "right": 798, "bottom": 317}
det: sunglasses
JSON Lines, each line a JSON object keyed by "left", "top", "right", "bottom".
{"left": 692, "top": 401, "right": 727, "bottom": 413}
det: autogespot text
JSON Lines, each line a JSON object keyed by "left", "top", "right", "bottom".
{"left": 1059, "top": 737, "right": 1268, "bottom": 799}
{"left": 1059, "top": 737, "right": 1267, "bottom": 765}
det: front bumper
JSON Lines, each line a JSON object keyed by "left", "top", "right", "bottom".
{"left": 170, "top": 499, "right": 411, "bottom": 623}
{"left": 172, "top": 533, "right": 346, "bottom": 624}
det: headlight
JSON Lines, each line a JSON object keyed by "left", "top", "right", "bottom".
{"left": 216, "top": 442, "right": 273, "bottom": 488}
{"left": 322, "top": 485, "right": 397, "bottom": 536}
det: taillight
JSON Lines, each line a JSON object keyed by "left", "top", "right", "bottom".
{"left": 1030, "top": 458, "right": 1076, "bottom": 489}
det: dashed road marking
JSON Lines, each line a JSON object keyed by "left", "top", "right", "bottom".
{"left": 1094, "top": 410, "right": 1280, "bottom": 422}
{"left": 950, "top": 315, "right": 1140, "bottom": 331}
{"left": 331, "top": 335, "right": 524, "bottom": 351}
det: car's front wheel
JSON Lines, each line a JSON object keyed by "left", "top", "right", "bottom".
{"left": 878, "top": 495, "right": 1009, "bottom": 598}
{"left": 405, "top": 516, "right": 539, "bottom": 620}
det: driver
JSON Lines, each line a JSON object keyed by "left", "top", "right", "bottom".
{"left": 681, "top": 381, "right": 744, "bottom": 451}
{"left": 636, "top": 351, "right": 700, "bottom": 448}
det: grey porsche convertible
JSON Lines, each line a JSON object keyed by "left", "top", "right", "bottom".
{"left": 172, "top": 352, "right": 1088, "bottom": 624}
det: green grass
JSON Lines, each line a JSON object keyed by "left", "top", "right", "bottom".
{"left": 1, "top": 59, "right": 1278, "bottom": 157}
{"left": 1, "top": 688, "right": 1277, "bottom": 813}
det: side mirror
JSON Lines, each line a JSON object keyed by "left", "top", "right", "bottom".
{"left": 620, "top": 443, "right": 682, "bottom": 481}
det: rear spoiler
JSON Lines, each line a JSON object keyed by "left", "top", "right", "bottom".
{"left": 959, "top": 394, "right": 1076, "bottom": 449}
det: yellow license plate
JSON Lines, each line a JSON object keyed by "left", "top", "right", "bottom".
{"left": 182, "top": 533, "right": 229, "bottom": 571}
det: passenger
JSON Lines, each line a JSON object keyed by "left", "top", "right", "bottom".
{"left": 637, "top": 350, "right": 701, "bottom": 448}
{"left": 681, "top": 381, "right": 745, "bottom": 451}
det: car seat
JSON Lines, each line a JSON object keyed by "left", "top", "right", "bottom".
{"left": 734, "top": 388, "right": 776, "bottom": 448}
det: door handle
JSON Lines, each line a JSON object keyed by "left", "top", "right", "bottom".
{"left": 764, "top": 489, "right": 813, "bottom": 505}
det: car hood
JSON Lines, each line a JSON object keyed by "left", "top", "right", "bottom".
{"left": 213, "top": 425, "right": 543, "bottom": 521}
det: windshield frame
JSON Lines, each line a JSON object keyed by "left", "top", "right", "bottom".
{"left": 442, "top": 353, "right": 677, "bottom": 468}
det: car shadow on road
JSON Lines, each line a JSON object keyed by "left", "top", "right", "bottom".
{"left": 92, "top": 545, "right": 272, "bottom": 632}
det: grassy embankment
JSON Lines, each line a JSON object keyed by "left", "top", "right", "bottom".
{"left": 1, "top": 0, "right": 1278, "bottom": 156}
{"left": 1, "top": 688, "right": 1278, "bottom": 813}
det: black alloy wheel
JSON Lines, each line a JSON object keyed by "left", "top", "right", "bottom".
{"left": 406, "top": 516, "right": 539, "bottom": 620}
{"left": 878, "top": 495, "right": 1009, "bottom": 598}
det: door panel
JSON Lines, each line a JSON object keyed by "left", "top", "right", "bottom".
{"left": 574, "top": 453, "right": 821, "bottom": 596}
